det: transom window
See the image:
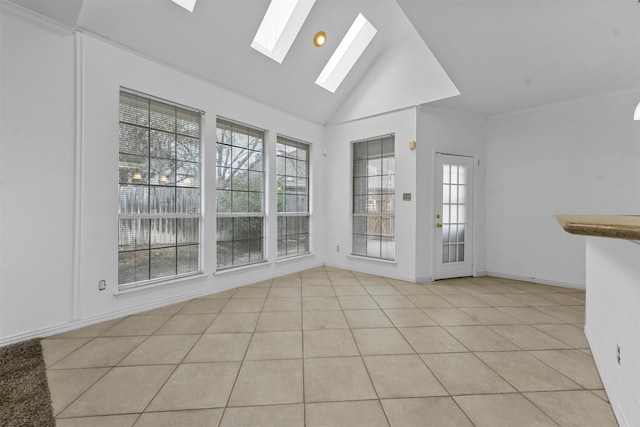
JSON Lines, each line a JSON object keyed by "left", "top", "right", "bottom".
{"left": 276, "top": 136, "right": 310, "bottom": 258}
{"left": 352, "top": 134, "right": 395, "bottom": 260}
{"left": 216, "top": 118, "right": 265, "bottom": 269}
{"left": 118, "top": 90, "right": 202, "bottom": 287}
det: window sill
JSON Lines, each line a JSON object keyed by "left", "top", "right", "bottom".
{"left": 347, "top": 254, "right": 397, "bottom": 265}
{"left": 215, "top": 260, "right": 271, "bottom": 276}
{"left": 114, "top": 272, "right": 208, "bottom": 296}
{"left": 276, "top": 253, "right": 313, "bottom": 264}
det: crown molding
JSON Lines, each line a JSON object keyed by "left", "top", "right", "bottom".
{"left": 1, "top": 0, "right": 74, "bottom": 36}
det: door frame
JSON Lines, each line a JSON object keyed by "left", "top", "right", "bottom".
{"left": 432, "top": 149, "right": 478, "bottom": 280}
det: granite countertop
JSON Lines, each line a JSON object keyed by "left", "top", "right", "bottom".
{"left": 556, "top": 215, "right": 640, "bottom": 240}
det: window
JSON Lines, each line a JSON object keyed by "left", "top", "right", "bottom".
{"left": 118, "top": 90, "right": 202, "bottom": 287}
{"left": 276, "top": 136, "right": 310, "bottom": 258}
{"left": 352, "top": 135, "right": 395, "bottom": 260}
{"left": 216, "top": 118, "right": 265, "bottom": 269}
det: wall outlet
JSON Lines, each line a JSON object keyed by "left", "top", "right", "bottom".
{"left": 336, "top": 245, "right": 340, "bottom": 252}
{"left": 616, "top": 344, "right": 621, "bottom": 365}
{"left": 99, "top": 280, "right": 106, "bottom": 291}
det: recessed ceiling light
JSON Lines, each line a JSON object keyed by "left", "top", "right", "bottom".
{"left": 315, "top": 13, "right": 377, "bottom": 93}
{"left": 171, "top": 0, "right": 196, "bottom": 12}
{"left": 251, "top": 0, "right": 316, "bottom": 64}
{"left": 314, "top": 31, "right": 326, "bottom": 47}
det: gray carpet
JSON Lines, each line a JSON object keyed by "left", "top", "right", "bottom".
{"left": 0, "top": 339, "right": 55, "bottom": 427}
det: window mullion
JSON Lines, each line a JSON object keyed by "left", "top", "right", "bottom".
{"left": 118, "top": 89, "right": 201, "bottom": 288}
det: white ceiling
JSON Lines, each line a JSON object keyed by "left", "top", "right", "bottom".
{"left": 397, "top": 0, "right": 640, "bottom": 115}
{"left": 8, "top": 0, "right": 640, "bottom": 122}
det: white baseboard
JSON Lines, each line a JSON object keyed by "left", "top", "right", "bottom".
{"left": 485, "top": 271, "right": 585, "bottom": 290}
{"left": 584, "top": 327, "right": 628, "bottom": 427}
{"left": 323, "top": 261, "right": 418, "bottom": 283}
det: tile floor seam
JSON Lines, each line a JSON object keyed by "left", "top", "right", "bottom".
{"left": 52, "top": 332, "right": 162, "bottom": 417}
{"left": 468, "top": 349, "right": 582, "bottom": 395}
{"left": 334, "top": 292, "right": 388, "bottom": 420}
{"left": 525, "top": 349, "right": 601, "bottom": 390}
{"left": 519, "top": 391, "right": 564, "bottom": 427}
{"left": 138, "top": 330, "right": 205, "bottom": 425}
{"left": 136, "top": 362, "right": 183, "bottom": 416}
{"left": 50, "top": 366, "right": 113, "bottom": 418}
{"left": 223, "top": 282, "right": 271, "bottom": 412}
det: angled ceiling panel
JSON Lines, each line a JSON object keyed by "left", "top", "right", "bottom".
{"left": 329, "top": 23, "right": 459, "bottom": 124}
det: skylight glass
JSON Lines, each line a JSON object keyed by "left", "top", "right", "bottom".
{"left": 171, "top": 0, "right": 196, "bottom": 12}
{"left": 315, "top": 13, "right": 377, "bottom": 93}
{"left": 251, "top": 0, "right": 316, "bottom": 64}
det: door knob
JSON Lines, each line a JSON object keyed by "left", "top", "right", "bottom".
{"left": 436, "top": 223, "right": 442, "bottom": 228}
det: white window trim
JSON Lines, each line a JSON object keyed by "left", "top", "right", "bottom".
{"left": 117, "top": 88, "right": 203, "bottom": 290}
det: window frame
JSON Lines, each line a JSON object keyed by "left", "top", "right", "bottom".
{"left": 351, "top": 134, "right": 396, "bottom": 261}
{"left": 117, "top": 88, "right": 204, "bottom": 290}
{"left": 276, "top": 135, "right": 311, "bottom": 259}
{"left": 215, "top": 117, "right": 266, "bottom": 270}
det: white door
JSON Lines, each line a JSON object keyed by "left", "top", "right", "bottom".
{"left": 434, "top": 153, "right": 474, "bottom": 280}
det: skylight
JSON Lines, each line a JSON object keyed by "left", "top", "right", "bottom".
{"left": 251, "top": 0, "right": 316, "bottom": 64}
{"left": 171, "top": 0, "right": 196, "bottom": 12}
{"left": 315, "top": 13, "right": 377, "bottom": 93}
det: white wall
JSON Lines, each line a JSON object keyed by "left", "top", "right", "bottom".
{"left": 1, "top": 12, "right": 76, "bottom": 340}
{"left": 324, "top": 108, "right": 417, "bottom": 281}
{"left": 485, "top": 91, "right": 640, "bottom": 287}
{"left": 585, "top": 237, "right": 640, "bottom": 427}
{"left": 0, "top": 12, "right": 327, "bottom": 344}
{"left": 416, "top": 107, "right": 487, "bottom": 282}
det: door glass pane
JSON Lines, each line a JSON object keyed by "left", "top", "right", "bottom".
{"left": 458, "top": 205, "right": 466, "bottom": 224}
{"left": 450, "top": 165, "right": 459, "bottom": 184}
{"left": 443, "top": 184, "right": 450, "bottom": 204}
{"left": 458, "top": 244, "right": 465, "bottom": 262}
{"left": 441, "top": 162, "right": 469, "bottom": 265}
{"left": 449, "top": 225, "right": 457, "bottom": 244}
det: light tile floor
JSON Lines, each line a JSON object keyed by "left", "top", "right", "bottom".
{"left": 42, "top": 267, "right": 619, "bottom": 426}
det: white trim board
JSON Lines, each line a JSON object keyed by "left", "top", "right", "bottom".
{"left": 485, "top": 271, "right": 585, "bottom": 290}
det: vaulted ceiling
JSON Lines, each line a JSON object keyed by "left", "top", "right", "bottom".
{"left": 7, "top": 0, "right": 640, "bottom": 123}
{"left": 397, "top": 0, "right": 640, "bottom": 116}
